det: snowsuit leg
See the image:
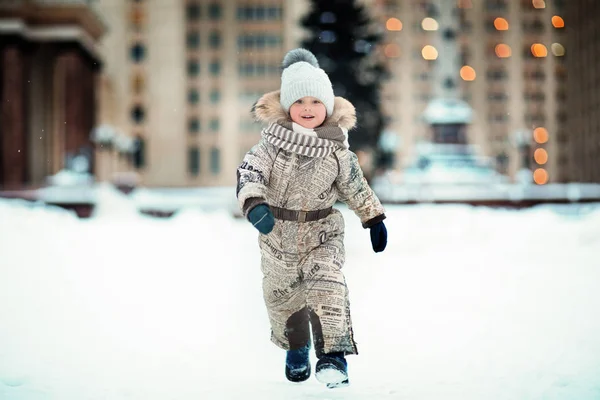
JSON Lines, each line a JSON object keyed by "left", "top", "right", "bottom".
{"left": 259, "top": 211, "right": 357, "bottom": 356}
{"left": 260, "top": 234, "right": 311, "bottom": 351}
{"left": 299, "top": 230, "right": 358, "bottom": 357}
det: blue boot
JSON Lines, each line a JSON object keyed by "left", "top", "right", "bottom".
{"left": 315, "top": 352, "right": 349, "bottom": 388}
{"left": 285, "top": 343, "right": 311, "bottom": 382}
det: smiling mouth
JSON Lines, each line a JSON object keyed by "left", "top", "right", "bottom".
{"left": 301, "top": 115, "right": 315, "bottom": 119}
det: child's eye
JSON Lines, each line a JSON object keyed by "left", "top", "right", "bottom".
{"left": 295, "top": 100, "right": 303, "bottom": 104}
{"left": 313, "top": 100, "right": 321, "bottom": 104}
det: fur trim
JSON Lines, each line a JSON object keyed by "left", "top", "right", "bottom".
{"left": 251, "top": 90, "right": 357, "bottom": 130}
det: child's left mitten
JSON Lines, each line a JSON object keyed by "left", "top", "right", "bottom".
{"left": 369, "top": 221, "right": 387, "bottom": 253}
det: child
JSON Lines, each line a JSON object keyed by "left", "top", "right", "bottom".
{"left": 236, "top": 48, "right": 387, "bottom": 388}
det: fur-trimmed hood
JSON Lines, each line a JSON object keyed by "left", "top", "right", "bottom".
{"left": 252, "top": 90, "right": 357, "bottom": 130}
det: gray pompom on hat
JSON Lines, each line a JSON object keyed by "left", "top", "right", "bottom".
{"left": 279, "top": 48, "right": 335, "bottom": 116}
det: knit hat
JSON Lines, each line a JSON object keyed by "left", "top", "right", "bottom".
{"left": 279, "top": 48, "right": 335, "bottom": 116}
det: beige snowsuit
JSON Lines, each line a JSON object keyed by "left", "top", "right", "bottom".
{"left": 237, "top": 91, "right": 386, "bottom": 356}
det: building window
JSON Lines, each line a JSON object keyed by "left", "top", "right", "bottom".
{"left": 188, "top": 147, "right": 200, "bottom": 175}
{"left": 209, "top": 31, "right": 221, "bottom": 49}
{"left": 237, "top": 6, "right": 282, "bottom": 21}
{"left": 488, "top": 114, "right": 508, "bottom": 123}
{"left": 133, "top": 136, "right": 145, "bottom": 169}
{"left": 524, "top": 69, "right": 545, "bottom": 80}
{"left": 209, "top": 60, "right": 221, "bottom": 76}
{"left": 186, "top": 4, "right": 201, "bottom": 21}
{"left": 210, "top": 147, "right": 220, "bottom": 174}
{"left": 525, "top": 113, "right": 545, "bottom": 125}
{"left": 188, "top": 89, "right": 200, "bottom": 105}
{"left": 488, "top": 92, "right": 508, "bottom": 101}
{"left": 522, "top": 19, "right": 544, "bottom": 34}
{"left": 267, "top": 6, "right": 281, "bottom": 19}
{"left": 131, "top": 105, "right": 145, "bottom": 124}
{"left": 209, "top": 118, "right": 220, "bottom": 132}
{"left": 189, "top": 118, "right": 200, "bottom": 134}
{"left": 187, "top": 60, "right": 200, "bottom": 77}
{"left": 238, "top": 34, "right": 283, "bottom": 50}
{"left": 485, "top": 0, "right": 507, "bottom": 10}
{"left": 187, "top": 31, "right": 200, "bottom": 49}
{"left": 130, "top": 43, "right": 146, "bottom": 62}
{"left": 486, "top": 69, "right": 508, "bottom": 80}
{"left": 524, "top": 92, "right": 545, "bottom": 101}
{"left": 208, "top": 3, "right": 222, "bottom": 19}
{"left": 209, "top": 89, "right": 220, "bottom": 104}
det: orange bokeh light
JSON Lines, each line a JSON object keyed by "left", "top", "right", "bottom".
{"left": 384, "top": 43, "right": 401, "bottom": 58}
{"left": 422, "top": 45, "right": 438, "bottom": 60}
{"left": 494, "top": 18, "right": 509, "bottom": 31}
{"left": 533, "top": 127, "right": 549, "bottom": 143}
{"left": 531, "top": 43, "right": 548, "bottom": 57}
{"left": 534, "top": 148, "right": 548, "bottom": 165}
{"left": 532, "top": 0, "right": 546, "bottom": 9}
{"left": 552, "top": 16, "right": 565, "bottom": 28}
{"left": 495, "top": 44, "right": 512, "bottom": 58}
{"left": 386, "top": 18, "right": 403, "bottom": 31}
{"left": 460, "top": 66, "right": 476, "bottom": 81}
{"left": 533, "top": 168, "right": 549, "bottom": 185}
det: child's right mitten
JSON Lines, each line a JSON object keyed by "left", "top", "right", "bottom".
{"left": 247, "top": 204, "right": 275, "bottom": 235}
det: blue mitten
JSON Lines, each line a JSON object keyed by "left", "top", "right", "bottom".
{"left": 369, "top": 221, "right": 387, "bottom": 253}
{"left": 247, "top": 204, "right": 275, "bottom": 235}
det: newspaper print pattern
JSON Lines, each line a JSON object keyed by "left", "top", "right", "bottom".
{"left": 259, "top": 209, "right": 358, "bottom": 356}
{"left": 237, "top": 95, "right": 385, "bottom": 356}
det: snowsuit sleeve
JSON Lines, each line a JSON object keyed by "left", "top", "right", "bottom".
{"left": 236, "top": 138, "right": 277, "bottom": 217}
{"left": 334, "top": 149, "right": 386, "bottom": 228}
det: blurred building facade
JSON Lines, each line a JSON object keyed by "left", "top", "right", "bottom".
{"left": 96, "top": 0, "right": 309, "bottom": 187}
{"left": 374, "top": 0, "right": 567, "bottom": 184}
{"left": 564, "top": 0, "right": 600, "bottom": 183}
{"left": 96, "top": 0, "right": 575, "bottom": 187}
{"left": 0, "top": 0, "right": 105, "bottom": 189}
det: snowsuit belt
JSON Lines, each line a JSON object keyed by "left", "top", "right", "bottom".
{"left": 270, "top": 206, "right": 332, "bottom": 222}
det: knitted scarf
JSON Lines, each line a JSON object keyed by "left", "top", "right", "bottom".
{"left": 262, "top": 121, "right": 348, "bottom": 158}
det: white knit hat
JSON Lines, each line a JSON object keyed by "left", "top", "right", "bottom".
{"left": 280, "top": 48, "right": 334, "bottom": 116}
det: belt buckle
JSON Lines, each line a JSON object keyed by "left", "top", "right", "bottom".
{"left": 297, "top": 210, "right": 307, "bottom": 222}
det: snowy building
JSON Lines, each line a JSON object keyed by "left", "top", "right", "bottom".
{"left": 0, "top": 0, "right": 106, "bottom": 189}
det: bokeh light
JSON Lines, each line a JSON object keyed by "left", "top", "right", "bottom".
{"left": 533, "top": 168, "right": 549, "bottom": 185}
{"left": 386, "top": 18, "right": 403, "bottom": 31}
{"left": 422, "top": 18, "right": 439, "bottom": 31}
{"left": 533, "top": 127, "right": 549, "bottom": 144}
{"left": 532, "top": 0, "right": 546, "bottom": 9}
{"left": 534, "top": 148, "right": 548, "bottom": 165}
{"left": 552, "top": 16, "right": 565, "bottom": 28}
{"left": 531, "top": 43, "right": 548, "bottom": 57}
{"left": 384, "top": 43, "right": 401, "bottom": 58}
{"left": 495, "top": 44, "right": 512, "bottom": 58}
{"left": 551, "top": 43, "right": 565, "bottom": 56}
{"left": 494, "top": 18, "right": 509, "bottom": 31}
{"left": 422, "top": 45, "right": 438, "bottom": 60}
{"left": 460, "top": 66, "right": 476, "bottom": 81}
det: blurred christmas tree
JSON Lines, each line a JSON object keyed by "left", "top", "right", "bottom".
{"left": 300, "top": 0, "right": 388, "bottom": 163}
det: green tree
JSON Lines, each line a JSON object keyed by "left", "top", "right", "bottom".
{"left": 300, "top": 0, "right": 388, "bottom": 160}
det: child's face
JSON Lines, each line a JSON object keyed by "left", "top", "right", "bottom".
{"left": 289, "top": 96, "right": 327, "bottom": 129}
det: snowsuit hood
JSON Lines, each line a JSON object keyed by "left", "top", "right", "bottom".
{"left": 252, "top": 90, "right": 357, "bottom": 131}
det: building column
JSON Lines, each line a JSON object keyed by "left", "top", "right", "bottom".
{"left": 0, "top": 45, "right": 28, "bottom": 188}
{"left": 60, "top": 47, "right": 96, "bottom": 173}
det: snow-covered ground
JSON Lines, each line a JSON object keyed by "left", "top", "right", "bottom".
{"left": 1, "top": 187, "right": 600, "bottom": 400}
